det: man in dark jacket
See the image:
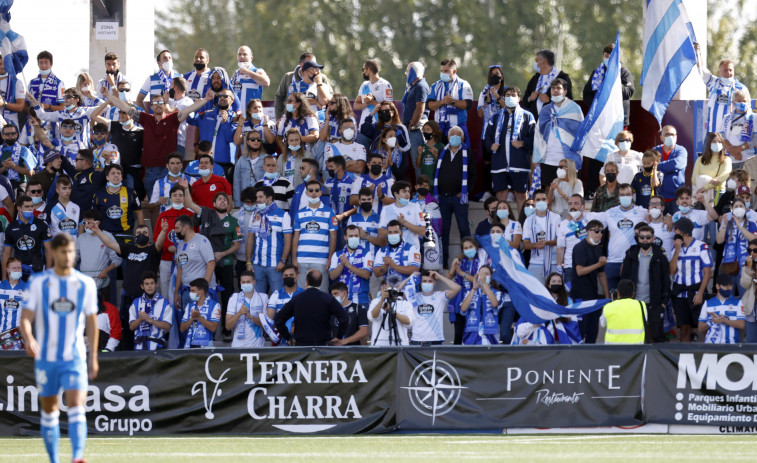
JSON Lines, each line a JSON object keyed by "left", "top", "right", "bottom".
{"left": 620, "top": 225, "right": 671, "bottom": 342}
{"left": 275, "top": 269, "right": 348, "bottom": 346}
{"left": 524, "top": 49, "right": 573, "bottom": 120}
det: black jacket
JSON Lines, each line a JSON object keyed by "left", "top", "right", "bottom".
{"left": 620, "top": 244, "right": 671, "bottom": 308}
{"left": 583, "top": 65, "right": 635, "bottom": 126}
{"left": 524, "top": 70, "right": 573, "bottom": 120}
{"left": 275, "top": 288, "right": 348, "bottom": 345}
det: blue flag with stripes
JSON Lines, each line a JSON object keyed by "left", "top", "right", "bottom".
{"left": 640, "top": 0, "right": 697, "bottom": 125}
{"left": 571, "top": 32, "right": 625, "bottom": 164}
{"left": 478, "top": 234, "right": 609, "bottom": 325}
{"left": 0, "top": 1, "right": 28, "bottom": 79}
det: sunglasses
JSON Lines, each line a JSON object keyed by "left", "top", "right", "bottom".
{"left": 27, "top": 189, "right": 42, "bottom": 194}
{"left": 63, "top": 95, "right": 76, "bottom": 100}
{"left": 638, "top": 235, "right": 653, "bottom": 240}
{"left": 152, "top": 101, "right": 166, "bottom": 105}
{"left": 247, "top": 138, "right": 262, "bottom": 142}
{"left": 307, "top": 189, "right": 320, "bottom": 193}
{"left": 218, "top": 95, "right": 232, "bottom": 99}
{"left": 61, "top": 124, "right": 76, "bottom": 129}
{"left": 750, "top": 248, "right": 757, "bottom": 254}
{"left": 589, "top": 228, "right": 604, "bottom": 233}
{"left": 120, "top": 88, "right": 131, "bottom": 93}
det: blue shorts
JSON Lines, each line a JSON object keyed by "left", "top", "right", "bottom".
{"left": 462, "top": 331, "right": 499, "bottom": 345}
{"left": 34, "top": 360, "right": 87, "bottom": 397}
{"left": 492, "top": 171, "right": 529, "bottom": 193}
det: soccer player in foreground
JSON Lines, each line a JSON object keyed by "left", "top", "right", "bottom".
{"left": 19, "top": 233, "right": 99, "bottom": 463}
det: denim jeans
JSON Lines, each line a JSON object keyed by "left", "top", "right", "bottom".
{"left": 438, "top": 194, "right": 470, "bottom": 267}
{"left": 408, "top": 129, "right": 424, "bottom": 179}
{"left": 253, "top": 263, "right": 284, "bottom": 295}
{"left": 498, "top": 300, "right": 516, "bottom": 344}
{"left": 605, "top": 262, "right": 623, "bottom": 293}
{"left": 144, "top": 167, "right": 168, "bottom": 203}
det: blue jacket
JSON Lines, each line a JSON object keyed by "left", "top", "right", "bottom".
{"left": 654, "top": 144, "right": 688, "bottom": 200}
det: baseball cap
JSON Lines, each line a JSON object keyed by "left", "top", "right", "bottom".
{"left": 301, "top": 60, "right": 324, "bottom": 72}
{"left": 737, "top": 185, "right": 751, "bottom": 196}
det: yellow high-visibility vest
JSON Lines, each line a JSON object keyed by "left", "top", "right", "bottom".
{"left": 603, "top": 299, "right": 647, "bottom": 344}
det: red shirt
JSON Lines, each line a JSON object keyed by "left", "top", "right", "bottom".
{"left": 661, "top": 147, "right": 672, "bottom": 162}
{"left": 191, "top": 174, "right": 232, "bottom": 209}
{"left": 155, "top": 207, "right": 195, "bottom": 261}
{"left": 139, "top": 111, "right": 179, "bottom": 167}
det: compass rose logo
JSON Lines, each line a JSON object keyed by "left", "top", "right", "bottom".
{"left": 402, "top": 352, "right": 467, "bottom": 425}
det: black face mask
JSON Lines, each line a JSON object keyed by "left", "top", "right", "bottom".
{"left": 422, "top": 132, "right": 433, "bottom": 141}
{"left": 360, "top": 202, "right": 373, "bottom": 212}
{"left": 605, "top": 173, "right": 617, "bottom": 183}
{"left": 3, "top": 137, "right": 17, "bottom": 146}
{"left": 640, "top": 242, "right": 652, "bottom": 250}
{"left": 362, "top": 73, "right": 370, "bottom": 81}
{"left": 550, "top": 284, "right": 563, "bottom": 294}
{"left": 328, "top": 108, "right": 337, "bottom": 115}
{"left": 283, "top": 277, "right": 296, "bottom": 288}
{"left": 327, "top": 169, "right": 335, "bottom": 178}
{"left": 144, "top": 291, "right": 155, "bottom": 299}
{"left": 674, "top": 233, "right": 684, "bottom": 242}
{"left": 218, "top": 103, "right": 230, "bottom": 110}
{"left": 106, "top": 69, "right": 119, "bottom": 76}
{"left": 489, "top": 75, "right": 502, "bottom": 86}
{"left": 379, "top": 111, "right": 392, "bottom": 123}
{"left": 644, "top": 165, "right": 654, "bottom": 173}
{"left": 194, "top": 62, "right": 205, "bottom": 71}
{"left": 416, "top": 187, "right": 429, "bottom": 197}
{"left": 168, "top": 88, "right": 176, "bottom": 99}
{"left": 176, "top": 231, "right": 185, "bottom": 241}
{"left": 370, "top": 165, "right": 382, "bottom": 175}
{"left": 135, "top": 234, "right": 149, "bottom": 246}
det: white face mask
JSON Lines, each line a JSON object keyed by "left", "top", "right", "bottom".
{"left": 161, "top": 61, "right": 172, "bottom": 73}
{"left": 649, "top": 208, "right": 662, "bottom": 219}
{"left": 342, "top": 128, "right": 355, "bottom": 141}
{"left": 551, "top": 95, "right": 564, "bottom": 104}
{"left": 664, "top": 135, "right": 675, "bottom": 148}
{"left": 569, "top": 210, "right": 582, "bottom": 220}
{"left": 385, "top": 137, "right": 397, "bottom": 148}
{"left": 238, "top": 61, "right": 250, "bottom": 69}
{"left": 727, "top": 179, "right": 738, "bottom": 191}
{"left": 556, "top": 168, "right": 567, "bottom": 179}
{"left": 81, "top": 85, "right": 91, "bottom": 93}
{"left": 733, "top": 207, "right": 747, "bottom": 218}
{"left": 618, "top": 141, "right": 631, "bottom": 152}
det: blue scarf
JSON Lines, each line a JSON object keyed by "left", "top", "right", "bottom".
{"left": 464, "top": 288, "right": 500, "bottom": 335}
{"left": 724, "top": 110, "right": 754, "bottom": 144}
{"left": 723, "top": 218, "right": 749, "bottom": 265}
{"left": 249, "top": 202, "right": 276, "bottom": 240}
{"left": 590, "top": 63, "right": 606, "bottom": 91}
{"left": 494, "top": 105, "right": 525, "bottom": 145}
{"left": 136, "top": 292, "right": 162, "bottom": 337}
{"left": 433, "top": 146, "right": 468, "bottom": 204}
{"left": 536, "top": 67, "right": 560, "bottom": 94}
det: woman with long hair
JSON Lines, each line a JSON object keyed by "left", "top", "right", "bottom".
{"left": 275, "top": 92, "right": 318, "bottom": 152}
{"left": 76, "top": 72, "right": 103, "bottom": 107}
{"left": 319, "top": 93, "right": 355, "bottom": 143}
{"left": 717, "top": 197, "right": 757, "bottom": 296}
{"left": 447, "top": 236, "right": 488, "bottom": 345}
{"left": 511, "top": 272, "right": 582, "bottom": 345}
{"left": 693, "top": 131, "right": 732, "bottom": 205}
{"left": 278, "top": 128, "right": 310, "bottom": 188}
{"left": 233, "top": 129, "right": 265, "bottom": 207}
{"left": 548, "top": 157, "right": 584, "bottom": 218}
{"left": 739, "top": 238, "right": 757, "bottom": 342}
{"left": 460, "top": 265, "right": 503, "bottom": 345}
{"left": 233, "top": 99, "right": 276, "bottom": 149}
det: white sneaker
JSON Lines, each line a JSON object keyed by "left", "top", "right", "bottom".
{"left": 480, "top": 192, "right": 492, "bottom": 202}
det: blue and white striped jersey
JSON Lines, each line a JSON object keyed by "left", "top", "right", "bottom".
{"left": 293, "top": 204, "right": 337, "bottom": 264}
{"left": 183, "top": 69, "right": 211, "bottom": 103}
{"left": 35, "top": 105, "right": 100, "bottom": 146}
{"left": 28, "top": 73, "right": 65, "bottom": 107}
{"left": 702, "top": 69, "right": 745, "bottom": 134}
{"left": 673, "top": 239, "right": 713, "bottom": 287}
{"left": 128, "top": 294, "right": 172, "bottom": 351}
{"left": 699, "top": 296, "right": 745, "bottom": 344}
{"left": 347, "top": 211, "right": 381, "bottom": 254}
{"left": 23, "top": 269, "right": 98, "bottom": 362}
{"left": 139, "top": 69, "right": 182, "bottom": 100}
{"left": 230, "top": 64, "right": 268, "bottom": 108}
{"left": 251, "top": 205, "right": 293, "bottom": 267}
{"left": 0, "top": 279, "right": 26, "bottom": 332}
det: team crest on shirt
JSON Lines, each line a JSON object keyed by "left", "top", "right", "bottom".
{"left": 51, "top": 297, "right": 75, "bottom": 314}
{"left": 16, "top": 235, "right": 35, "bottom": 251}
{"left": 121, "top": 196, "right": 127, "bottom": 203}
{"left": 210, "top": 185, "right": 217, "bottom": 191}
{"left": 107, "top": 205, "right": 123, "bottom": 219}
{"left": 413, "top": 253, "right": 421, "bottom": 260}
{"left": 386, "top": 89, "right": 393, "bottom": 99}
{"left": 59, "top": 218, "right": 77, "bottom": 231}
{"left": 30, "top": 224, "right": 36, "bottom": 231}
{"left": 331, "top": 217, "right": 338, "bottom": 226}
{"left": 224, "top": 222, "right": 229, "bottom": 228}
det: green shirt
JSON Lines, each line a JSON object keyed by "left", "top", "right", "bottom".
{"left": 420, "top": 142, "right": 444, "bottom": 185}
{"left": 220, "top": 214, "right": 242, "bottom": 267}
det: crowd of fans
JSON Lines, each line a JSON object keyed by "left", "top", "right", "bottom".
{"left": 0, "top": 40, "right": 755, "bottom": 349}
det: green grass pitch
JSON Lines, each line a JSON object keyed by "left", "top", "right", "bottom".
{"left": 3, "top": 434, "right": 757, "bottom": 462}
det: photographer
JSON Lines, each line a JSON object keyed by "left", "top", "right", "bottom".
{"left": 368, "top": 278, "right": 414, "bottom": 346}
{"left": 411, "top": 270, "right": 461, "bottom": 345}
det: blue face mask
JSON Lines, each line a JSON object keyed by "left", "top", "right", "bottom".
{"left": 398, "top": 198, "right": 409, "bottom": 206}
{"left": 286, "top": 103, "right": 295, "bottom": 113}
{"left": 22, "top": 211, "right": 33, "bottom": 220}
{"left": 524, "top": 205, "right": 535, "bottom": 217}
{"left": 288, "top": 145, "right": 301, "bottom": 152}
{"left": 440, "top": 72, "right": 451, "bottom": 83}
{"left": 119, "top": 91, "right": 129, "bottom": 102}
{"left": 307, "top": 196, "right": 320, "bottom": 205}
{"left": 485, "top": 276, "right": 491, "bottom": 285}
{"left": 535, "top": 201, "right": 548, "bottom": 212}
{"left": 251, "top": 112, "right": 264, "bottom": 120}
{"left": 602, "top": 58, "right": 609, "bottom": 67}
{"left": 256, "top": 203, "right": 267, "bottom": 211}
{"left": 449, "top": 135, "right": 462, "bottom": 147}
{"left": 334, "top": 295, "right": 343, "bottom": 305}
{"left": 678, "top": 205, "right": 691, "bottom": 214}
{"left": 242, "top": 204, "right": 256, "bottom": 212}
{"left": 168, "top": 170, "right": 182, "bottom": 177}
{"left": 189, "top": 292, "right": 200, "bottom": 302}
{"left": 463, "top": 248, "right": 477, "bottom": 259}
{"left": 264, "top": 171, "right": 278, "bottom": 179}
{"left": 719, "top": 288, "right": 732, "bottom": 298}
{"left": 241, "top": 284, "right": 254, "bottom": 294}
{"left": 421, "top": 282, "right": 435, "bottom": 293}
{"left": 9, "top": 271, "right": 22, "bottom": 281}
{"left": 198, "top": 168, "right": 211, "bottom": 177}
{"left": 619, "top": 196, "right": 632, "bottom": 208}
{"left": 107, "top": 182, "right": 122, "bottom": 189}
{"left": 533, "top": 62, "right": 540, "bottom": 73}
{"left": 387, "top": 234, "right": 401, "bottom": 245}
{"left": 496, "top": 209, "right": 508, "bottom": 220}
{"left": 505, "top": 96, "right": 518, "bottom": 108}
{"left": 734, "top": 102, "right": 748, "bottom": 112}
{"left": 31, "top": 196, "right": 43, "bottom": 205}
{"left": 65, "top": 104, "right": 76, "bottom": 111}
{"left": 39, "top": 69, "right": 52, "bottom": 76}
{"left": 60, "top": 134, "right": 75, "bottom": 142}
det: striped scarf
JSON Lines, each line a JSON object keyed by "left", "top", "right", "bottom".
{"left": 433, "top": 146, "right": 468, "bottom": 204}
{"left": 590, "top": 63, "right": 606, "bottom": 91}
{"left": 494, "top": 105, "right": 525, "bottom": 145}
{"left": 536, "top": 67, "right": 560, "bottom": 94}
{"left": 724, "top": 110, "right": 754, "bottom": 144}
{"left": 249, "top": 202, "right": 276, "bottom": 240}
{"left": 337, "top": 245, "right": 366, "bottom": 300}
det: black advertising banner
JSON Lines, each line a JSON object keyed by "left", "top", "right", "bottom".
{"left": 646, "top": 345, "right": 757, "bottom": 426}
{"left": 0, "top": 348, "right": 398, "bottom": 436}
{"left": 396, "top": 346, "right": 645, "bottom": 429}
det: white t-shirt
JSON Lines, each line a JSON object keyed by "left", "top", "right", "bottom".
{"left": 523, "top": 212, "right": 561, "bottom": 265}
{"left": 368, "top": 297, "right": 414, "bottom": 346}
{"left": 544, "top": 132, "right": 564, "bottom": 166}
{"left": 379, "top": 202, "right": 425, "bottom": 250}
{"left": 0, "top": 77, "right": 26, "bottom": 128}
{"left": 171, "top": 96, "right": 195, "bottom": 147}
{"left": 410, "top": 291, "right": 449, "bottom": 342}
{"left": 600, "top": 150, "right": 644, "bottom": 185}
{"left": 598, "top": 206, "right": 649, "bottom": 263}
{"left": 324, "top": 142, "right": 367, "bottom": 165}
{"left": 649, "top": 220, "right": 675, "bottom": 260}
{"left": 356, "top": 78, "right": 394, "bottom": 127}
{"left": 672, "top": 209, "right": 711, "bottom": 242}
{"left": 227, "top": 291, "right": 270, "bottom": 348}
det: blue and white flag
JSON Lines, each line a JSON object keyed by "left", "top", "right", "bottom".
{"left": 0, "top": 1, "right": 27, "bottom": 79}
{"left": 640, "top": 0, "right": 697, "bottom": 125}
{"left": 478, "top": 234, "right": 609, "bottom": 325}
{"left": 571, "top": 32, "right": 625, "bottom": 164}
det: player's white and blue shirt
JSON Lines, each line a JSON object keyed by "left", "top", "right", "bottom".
{"left": 325, "top": 172, "right": 356, "bottom": 216}
{"left": 600, "top": 205, "right": 649, "bottom": 263}
{"left": 0, "top": 279, "right": 27, "bottom": 332}
{"left": 35, "top": 105, "right": 99, "bottom": 146}
{"left": 182, "top": 298, "right": 221, "bottom": 348}
{"left": 411, "top": 290, "right": 449, "bottom": 342}
{"left": 268, "top": 286, "right": 303, "bottom": 335}
{"left": 149, "top": 174, "right": 197, "bottom": 213}
{"left": 672, "top": 209, "right": 710, "bottom": 243}
{"left": 230, "top": 64, "right": 268, "bottom": 108}
{"left": 428, "top": 76, "right": 474, "bottom": 128}
{"left": 293, "top": 204, "right": 337, "bottom": 264}
{"left": 702, "top": 70, "right": 745, "bottom": 134}
{"left": 328, "top": 245, "right": 374, "bottom": 305}
{"left": 184, "top": 69, "right": 211, "bottom": 103}
{"left": 347, "top": 211, "right": 381, "bottom": 254}
{"left": 227, "top": 290, "right": 269, "bottom": 348}
{"left": 29, "top": 73, "right": 65, "bottom": 107}
{"left": 556, "top": 213, "right": 601, "bottom": 269}
{"left": 139, "top": 69, "right": 182, "bottom": 100}
{"left": 699, "top": 296, "right": 745, "bottom": 344}
{"left": 129, "top": 294, "right": 172, "bottom": 351}
{"left": 673, "top": 239, "right": 713, "bottom": 287}
{"left": 356, "top": 77, "right": 393, "bottom": 127}
{"left": 350, "top": 174, "right": 394, "bottom": 216}
{"left": 23, "top": 269, "right": 98, "bottom": 362}
{"left": 373, "top": 241, "right": 421, "bottom": 286}
{"left": 251, "top": 205, "right": 292, "bottom": 267}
